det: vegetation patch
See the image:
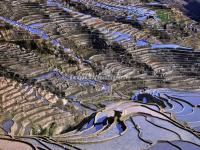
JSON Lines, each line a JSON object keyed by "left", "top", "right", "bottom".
{"left": 156, "top": 9, "right": 173, "bottom": 23}
{"left": 31, "top": 122, "right": 57, "bottom": 136}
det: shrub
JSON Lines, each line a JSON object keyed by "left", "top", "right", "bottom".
{"left": 156, "top": 9, "right": 173, "bottom": 23}
{"left": 49, "top": 122, "right": 57, "bottom": 136}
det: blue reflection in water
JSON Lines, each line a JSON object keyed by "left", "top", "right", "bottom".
{"left": 143, "top": 97, "right": 148, "bottom": 103}
{"left": 136, "top": 39, "right": 149, "bottom": 46}
{"left": 116, "top": 123, "right": 124, "bottom": 134}
{"left": 151, "top": 44, "right": 193, "bottom": 51}
{"left": 0, "top": 16, "right": 81, "bottom": 62}
{"left": 95, "top": 124, "right": 104, "bottom": 131}
{"left": 32, "top": 71, "right": 57, "bottom": 81}
{"left": 93, "top": 2, "right": 158, "bottom": 22}
{"left": 32, "top": 69, "right": 102, "bottom": 90}
{"left": 2, "top": 119, "right": 14, "bottom": 133}
{"left": 96, "top": 116, "right": 107, "bottom": 124}
{"left": 80, "top": 118, "right": 95, "bottom": 131}
{"left": 112, "top": 32, "right": 131, "bottom": 42}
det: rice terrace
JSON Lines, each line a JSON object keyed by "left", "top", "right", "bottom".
{"left": 0, "top": 0, "right": 200, "bottom": 149}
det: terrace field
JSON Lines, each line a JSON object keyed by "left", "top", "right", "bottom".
{"left": 0, "top": 0, "right": 200, "bottom": 150}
